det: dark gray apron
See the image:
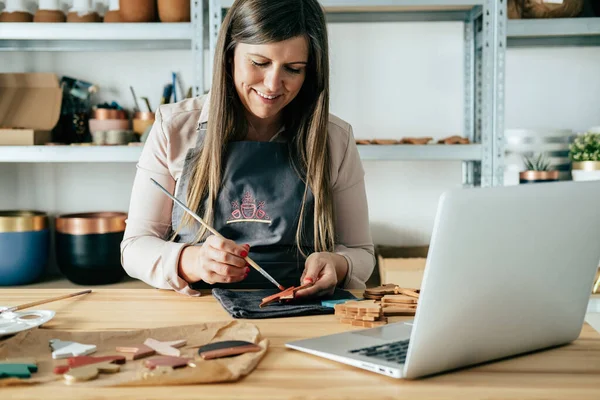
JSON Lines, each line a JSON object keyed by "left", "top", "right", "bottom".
{"left": 172, "top": 122, "right": 315, "bottom": 289}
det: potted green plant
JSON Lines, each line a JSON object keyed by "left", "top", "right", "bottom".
{"left": 519, "top": 153, "right": 559, "bottom": 184}
{"left": 569, "top": 131, "right": 600, "bottom": 181}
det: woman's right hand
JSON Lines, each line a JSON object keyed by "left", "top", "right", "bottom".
{"left": 178, "top": 235, "right": 250, "bottom": 284}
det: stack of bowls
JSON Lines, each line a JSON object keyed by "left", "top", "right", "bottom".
{"left": 55, "top": 212, "right": 127, "bottom": 285}
{"left": 89, "top": 108, "right": 134, "bottom": 146}
{"left": 0, "top": 211, "right": 50, "bottom": 286}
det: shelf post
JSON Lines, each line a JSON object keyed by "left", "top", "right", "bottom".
{"left": 479, "top": 0, "right": 506, "bottom": 187}
{"left": 192, "top": 0, "right": 205, "bottom": 97}
{"left": 209, "top": 0, "right": 223, "bottom": 83}
{"left": 463, "top": 7, "right": 477, "bottom": 187}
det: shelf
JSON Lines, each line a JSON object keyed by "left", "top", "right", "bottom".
{"left": 220, "top": 0, "right": 484, "bottom": 22}
{"left": 507, "top": 18, "right": 600, "bottom": 47}
{"left": 0, "top": 23, "right": 193, "bottom": 51}
{"left": 0, "top": 144, "right": 482, "bottom": 163}
{"left": 0, "top": 145, "right": 144, "bottom": 163}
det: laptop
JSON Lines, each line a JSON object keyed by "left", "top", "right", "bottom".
{"left": 286, "top": 180, "right": 600, "bottom": 379}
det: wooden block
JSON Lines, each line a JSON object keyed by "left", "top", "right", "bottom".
{"left": 381, "top": 295, "right": 418, "bottom": 304}
{"left": 363, "top": 319, "right": 388, "bottom": 328}
{"left": 382, "top": 306, "right": 417, "bottom": 316}
{"left": 370, "top": 139, "right": 398, "bottom": 145}
{"left": 340, "top": 318, "right": 354, "bottom": 325}
{"left": 351, "top": 320, "right": 366, "bottom": 327}
{"left": 364, "top": 284, "right": 397, "bottom": 296}
{"left": 144, "top": 356, "right": 191, "bottom": 370}
{"left": 116, "top": 343, "right": 155, "bottom": 360}
{"left": 54, "top": 355, "right": 126, "bottom": 374}
{"left": 144, "top": 338, "right": 187, "bottom": 357}
{"left": 398, "top": 137, "right": 433, "bottom": 145}
{"left": 394, "top": 287, "right": 421, "bottom": 298}
{"left": 0, "top": 363, "right": 38, "bottom": 379}
{"left": 49, "top": 339, "right": 97, "bottom": 360}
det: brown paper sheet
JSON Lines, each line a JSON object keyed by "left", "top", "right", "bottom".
{"left": 0, "top": 321, "right": 268, "bottom": 387}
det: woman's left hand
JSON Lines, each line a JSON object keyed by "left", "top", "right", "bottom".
{"left": 295, "top": 252, "right": 348, "bottom": 298}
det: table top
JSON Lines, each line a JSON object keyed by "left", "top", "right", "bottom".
{"left": 1, "top": 288, "right": 599, "bottom": 400}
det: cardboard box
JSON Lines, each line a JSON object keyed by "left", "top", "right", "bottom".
{"left": 0, "top": 73, "right": 62, "bottom": 146}
{"left": 376, "top": 245, "right": 428, "bottom": 289}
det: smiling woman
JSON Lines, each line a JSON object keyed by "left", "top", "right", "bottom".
{"left": 120, "top": 0, "right": 376, "bottom": 299}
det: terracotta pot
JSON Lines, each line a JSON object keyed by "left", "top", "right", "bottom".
{"left": 0, "top": 11, "right": 33, "bottom": 22}
{"left": 119, "top": 0, "right": 157, "bottom": 22}
{"left": 104, "top": 10, "right": 120, "bottom": 22}
{"left": 34, "top": 10, "right": 66, "bottom": 22}
{"left": 158, "top": 0, "right": 190, "bottom": 22}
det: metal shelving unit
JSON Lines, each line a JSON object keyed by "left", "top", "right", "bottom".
{"left": 211, "top": 0, "right": 506, "bottom": 187}
{"left": 507, "top": 17, "right": 600, "bottom": 47}
{"left": 0, "top": 0, "right": 507, "bottom": 187}
{"left": 0, "top": 143, "right": 483, "bottom": 163}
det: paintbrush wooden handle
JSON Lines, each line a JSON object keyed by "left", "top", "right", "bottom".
{"left": 5, "top": 289, "right": 92, "bottom": 313}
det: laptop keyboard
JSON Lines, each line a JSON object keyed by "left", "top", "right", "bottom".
{"left": 348, "top": 340, "right": 410, "bottom": 364}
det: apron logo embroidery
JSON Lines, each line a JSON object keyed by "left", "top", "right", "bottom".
{"left": 227, "top": 192, "right": 271, "bottom": 224}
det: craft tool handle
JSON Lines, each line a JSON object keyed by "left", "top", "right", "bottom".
{"left": 4, "top": 289, "right": 92, "bottom": 313}
{"left": 149, "top": 178, "right": 285, "bottom": 291}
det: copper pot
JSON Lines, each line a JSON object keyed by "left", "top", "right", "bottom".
{"left": 158, "top": 0, "right": 190, "bottom": 22}
{"left": 55, "top": 212, "right": 127, "bottom": 235}
{"left": 134, "top": 111, "right": 155, "bottom": 121}
{"left": 119, "top": 0, "right": 156, "bottom": 22}
{"left": 93, "top": 108, "right": 127, "bottom": 120}
{"left": 104, "top": 10, "right": 120, "bottom": 22}
{"left": 0, "top": 11, "right": 33, "bottom": 22}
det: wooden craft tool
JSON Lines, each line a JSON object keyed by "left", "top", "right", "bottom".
{"left": 63, "top": 361, "right": 121, "bottom": 384}
{"left": 150, "top": 178, "right": 285, "bottom": 291}
{"left": 0, "top": 362, "right": 38, "bottom": 379}
{"left": 197, "top": 340, "right": 261, "bottom": 360}
{"left": 144, "top": 356, "right": 191, "bottom": 370}
{"left": 143, "top": 338, "right": 187, "bottom": 357}
{"left": 0, "top": 289, "right": 91, "bottom": 314}
{"left": 394, "top": 287, "right": 420, "bottom": 298}
{"left": 54, "top": 355, "right": 126, "bottom": 374}
{"left": 381, "top": 295, "right": 418, "bottom": 304}
{"left": 50, "top": 339, "right": 97, "bottom": 359}
{"left": 259, "top": 282, "right": 314, "bottom": 308}
{"left": 116, "top": 343, "right": 156, "bottom": 360}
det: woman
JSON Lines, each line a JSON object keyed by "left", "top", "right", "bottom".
{"left": 121, "top": 0, "right": 375, "bottom": 298}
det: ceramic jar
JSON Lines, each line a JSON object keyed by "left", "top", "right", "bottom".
{"left": 55, "top": 212, "right": 127, "bottom": 285}
{"left": 0, "top": 211, "right": 49, "bottom": 286}
{"left": 67, "top": 0, "right": 100, "bottom": 22}
{"left": 158, "top": 0, "right": 190, "bottom": 22}
{"left": 104, "top": 0, "right": 120, "bottom": 22}
{"left": 119, "top": 0, "right": 156, "bottom": 22}
{"left": 0, "top": 0, "right": 34, "bottom": 22}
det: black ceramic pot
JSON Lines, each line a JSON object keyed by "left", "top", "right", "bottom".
{"left": 55, "top": 212, "right": 127, "bottom": 285}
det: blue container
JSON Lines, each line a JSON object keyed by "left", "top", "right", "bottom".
{"left": 0, "top": 211, "right": 50, "bottom": 286}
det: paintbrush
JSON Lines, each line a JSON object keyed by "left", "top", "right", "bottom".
{"left": 149, "top": 178, "right": 286, "bottom": 291}
{"left": 0, "top": 290, "right": 92, "bottom": 314}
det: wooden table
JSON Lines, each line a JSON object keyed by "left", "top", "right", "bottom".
{"left": 1, "top": 288, "right": 599, "bottom": 399}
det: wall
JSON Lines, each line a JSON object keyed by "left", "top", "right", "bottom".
{"left": 1, "top": 20, "right": 600, "bottom": 251}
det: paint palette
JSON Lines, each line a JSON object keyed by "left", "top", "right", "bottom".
{"left": 0, "top": 307, "right": 55, "bottom": 337}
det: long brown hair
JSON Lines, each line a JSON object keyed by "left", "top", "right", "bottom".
{"left": 179, "top": 0, "right": 334, "bottom": 256}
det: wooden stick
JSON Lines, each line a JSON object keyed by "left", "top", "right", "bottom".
{"left": 150, "top": 178, "right": 286, "bottom": 291}
{"left": 1, "top": 290, "right": 92, "bottom": 314}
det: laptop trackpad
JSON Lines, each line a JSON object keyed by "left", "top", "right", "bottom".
{"left": 351, "top": 322, "right": 413, "bottom": 341}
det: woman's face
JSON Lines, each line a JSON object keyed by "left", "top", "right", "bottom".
{"left": 232, "top": 35, "right": 308, "bottom": 122}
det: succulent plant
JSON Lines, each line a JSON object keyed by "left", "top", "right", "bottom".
{"left": 569, "top": 132, "right": 600, "bottom": 162}
{"left": 523, "top": 153, "right": 553, "bottom": 171}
